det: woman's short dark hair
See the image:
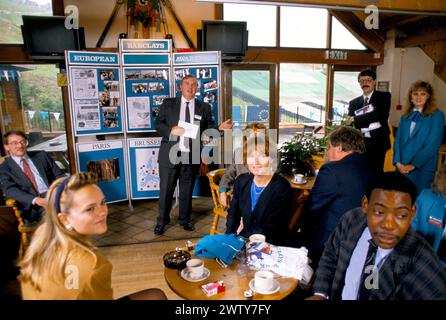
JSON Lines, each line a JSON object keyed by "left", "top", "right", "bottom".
{"left": 366, "top": 172, "right": 418, "bottom": 205}
{"left": 328, "top": 126, "right": 365, "bottom": 154}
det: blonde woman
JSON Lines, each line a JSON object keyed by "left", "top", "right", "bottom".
{"left": 19, "top": 172, "right": 166, "bottom": 300}
{"left": 393, "top": 80, "right": 445, "bottom": 194}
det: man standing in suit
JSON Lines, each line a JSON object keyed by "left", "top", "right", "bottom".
{"left": 308, "top": 172, "right": 446, "bottom": 300}
{"left": 154, "top": 75, "right": 232, "bottom": 235}
{"left": 298, "top": 126, "right": 374, "bottom": 265}
{"left": 348, "top": 69, "right": 391, "bottom": 173}
{"left": 0, "top": 131, "right": 66, "bottom": 223}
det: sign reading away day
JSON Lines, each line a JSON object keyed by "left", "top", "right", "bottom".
{"left": 76, "top": 140, "right": 127, "bottom": 203}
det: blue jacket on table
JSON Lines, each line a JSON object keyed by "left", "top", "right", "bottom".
{"left": 299, "top": 153, "right": 374, "bottom": 257}
{"left": 313, "top": 207, "right": 446, "bottom": 300}
{"left": 225, "top": 173, "right": 293, "bottom": 246}
{"left": 411, "top": 188, "right": 446, "bottom": 267}
{"left": 393, "top": 109, "right": 444, "bottom": 193}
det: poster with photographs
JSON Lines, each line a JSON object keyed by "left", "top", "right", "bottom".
{"left": 127, "top": 138, "right": 162, "bottom": 199}
{"left": 174, "top": 66, "right": 219, "bottom": 123}
{"left": 69, "top": 66, "right": 122, "bottom": 136}
{"left": 76, "top": 140, "right": 127, "bottom": 203}
{"left": 123, "top": 67, "right": 171, "bottom": 132}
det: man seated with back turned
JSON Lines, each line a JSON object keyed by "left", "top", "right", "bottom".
{"left": 0, "top": 131, "right": 66, "bottom": 224}
{"left": 297, "top": 126, "right": 374, "bottom": 266}
{"left": 308, "top": 172, "right": 446, "bottom": 300}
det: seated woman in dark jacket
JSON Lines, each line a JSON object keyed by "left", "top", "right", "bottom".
{"left": 225, "top": 135, "right": 293, "bottom": 246}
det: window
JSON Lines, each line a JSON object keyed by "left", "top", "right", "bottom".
{"left": 0, "top": 0, "right": 53, "bottom": 44}
{"left": 279, "top": 63, "right": 327, "bottom": 145}
{"left": 332, "top": 71, "right": 363, "bottom": 124}
{"left": 280, "top": 7, "right": 327, "bottom": 48}
{"left": 224, "top": 3, "right": 276, "bottom": 47}
{"left": 331, "top": 17, "right": 366, "bottom": 50}
{"left": 0, "top": 64, "right": 68, "bottom": 171}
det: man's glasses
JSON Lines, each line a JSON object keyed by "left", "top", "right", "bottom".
{"left": 8, "top": 140, "right": 28, "bottom": 147}
{"left": 359, "top": 78, "right": 374, "bottom": 84}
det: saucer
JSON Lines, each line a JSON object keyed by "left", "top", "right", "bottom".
{"left": 292, "top": 179, "right": 307, "bottom": 185}
{"left": 249, "top": 279, "right": 280, "bottom": 295}
{"left": 180, "top": 267, "right": 210, "bottom": 282}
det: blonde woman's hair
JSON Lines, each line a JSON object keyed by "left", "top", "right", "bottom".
{"left": 432, "top": 163, "right": 446, "bottom": 196}
{"left": 19, "top": 172, "right": 98, "bottom": 291}
{"left": 402, "top": 80, "right": 437, "bottom": 117}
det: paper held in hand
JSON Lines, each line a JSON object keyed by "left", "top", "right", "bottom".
{"left": 178, "top": 120, "right": 199, "bottom": 139}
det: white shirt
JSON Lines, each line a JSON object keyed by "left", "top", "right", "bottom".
{"left": 363, "top": 91, "right": 373, "bottom": 105}
{"left": 410, "top": 107, "right": 423, "bottom": 136}
{"left": 180, "top": 96, "right": 195, "bottom": 123}
{"left": 341, "top": 227, "right": 393, "bottom": 300}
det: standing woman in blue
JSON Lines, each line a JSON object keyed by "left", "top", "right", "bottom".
{"left": 394, "top": 80, "right": 445, "bottom": 194}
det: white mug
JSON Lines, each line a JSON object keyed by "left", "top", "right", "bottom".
{"left": 294, "top": 173, "right": 304, "bottom": 183}
{"left": 249, "top": 234, "right": 266, "bottom": 243}
{"left": 186, "top": 259, "right": 204, "bottom": 279}
{"left": 254, "top": 270, "right": 274, "bottom": 292}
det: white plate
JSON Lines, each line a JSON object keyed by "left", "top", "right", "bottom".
{"left": 249, "top": 279, "right": 280, "bottom": 295}
{"left": 292, "top": 179, "right": 307, "bottom": 185}
{"left": 180, "top": 267, "right": 210, "bottom": 282}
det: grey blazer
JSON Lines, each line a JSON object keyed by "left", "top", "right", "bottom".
{"left": 313, "top": 207, "right": 446, "bottom": 300}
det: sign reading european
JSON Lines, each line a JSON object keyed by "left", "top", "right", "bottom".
{"left": 68, "top": 51, "right": 119, "bottom": 66}
{"left": 120, "top": 39, "right": 171, "bottom": 52}
{"left": 173, "top": 51, "right": 220, "bottom": 66}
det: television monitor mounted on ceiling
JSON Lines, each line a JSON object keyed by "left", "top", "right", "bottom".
{"left": 201, "top": 20, "right": 248, "bottom": 62}
{"left": 21, "top": 15, "right": 85, "bottom": 61}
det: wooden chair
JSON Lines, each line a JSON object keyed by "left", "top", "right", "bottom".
{"left": 6, "top": 199, "right": 38, "bottom": 259}
{"left": 288, "top": 192, "right": 309, "bottom": 232}
{"left": 207, "top": 169, "right": 231, "bottom": 235}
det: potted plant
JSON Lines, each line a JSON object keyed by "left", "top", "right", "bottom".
{"left": 279, "top": 134, "right": 326, "bottom": 177}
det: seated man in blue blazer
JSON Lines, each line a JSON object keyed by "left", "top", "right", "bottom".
{"left": 0, "top": 131, "right": 66, "bottom": 223}
{"left": 298, "top": 126, "right": 374, "bottom": 266}
{"left": 308, "top": 172, "right": 446, "bottom": 300}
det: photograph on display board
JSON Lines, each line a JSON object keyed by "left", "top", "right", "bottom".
{"left": 148, "top": 82, "right": 165, "bottom": 92}
{"left": 203, "top": 91, "right": 216, "bottom": 104}
{"left": 174, "top": 68, "right": 190, "bottom": 80}
{"left": 86, "top": 158, "right": 120, "bottom": 182}
{"left": 75, "top": 100, "right": 100, "bottom": 131}
{"left": 132, "top": 83, "right": 148, "bottom": 93}
{"left": 109, "top": 92, "right": 119, "bottom": 107}
{"left": 104, "top": 81, "right": 119, "bottom": 92}
{"left": 99, "top": 91, "right": 110, "bottom": 106}
{"left": 153, "top": 95, "right": 168, "bottom": 106}
{"left": 141, "top": 69, "right": 168, "bottom": 80}
{"left": 102, "top": 107, "right": 119, "bottom": 128}
{"left": 125, "top": 70, "right": 141, "bottom": 80}
{"left": 100, "top": 69, "right": 115, "bottom": 80}
{"left": 72, "top": 68, "right": 98, "bottom": 99}
{"left": 203, "top": 79, "right": 218, "bottom": 92}
{"left": 196, "top": 68, "right": 212, "bottom": 79}
{"left": 135, "top": 148, "right": 160, "bottom": 191}
{"left": 127, "top": 96, "right": 151, "bottom": 129}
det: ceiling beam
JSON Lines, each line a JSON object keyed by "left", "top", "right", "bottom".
{"left": 330, "top": 10, "right": 385, "bottom": 53}
{"left": 198, "top": 0, "right": 446, "bottom": 14}
{"left": 395, "top": 27, "right": 446, "bottom": 47}
{"left": 379, "top": 14, "right": 427, "bottom": 30}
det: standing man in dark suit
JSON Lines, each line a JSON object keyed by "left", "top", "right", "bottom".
{"left": 298, "top": 126, "right": 374, "bottom": 265}
{"left": 308, "top": 172, "right": 446, "bottom": 300}
{"left": 154, "top": 75, "right": 232, "bottom": 235}
{"left": 0, "top": 131, "right": 66, "bottom": 223}
{"left": 348, "top": 69, "right": 391, "bottom": 173}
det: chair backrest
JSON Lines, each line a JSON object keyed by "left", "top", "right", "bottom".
{"left": 207, "top": 169, "right": 226, "bottom": 211}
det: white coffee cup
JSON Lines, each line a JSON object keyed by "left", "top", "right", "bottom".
{"left": 186, "top": 259, "right": 204, "bottom": 279}
{"left": 254, "top": 270, "right": 274, "bottom": 292}
{"left": 294, "top": 173, "right": 304, "bottom": 183}
{"left": 249, "top": 234, "right": 266, "bottom": 243}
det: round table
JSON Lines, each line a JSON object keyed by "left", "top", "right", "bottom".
{"left": 164, "top": 257, "right": 298, "bottom": 300}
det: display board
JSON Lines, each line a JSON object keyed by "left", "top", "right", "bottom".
{"left": 76, "top": 140, "right": 127, "bottom": 203}
{"left": 127, "top": 137, "right": 162, "bottom": 199}
{"left": 66, "top": 51, "right": 123, "bottom": 136}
